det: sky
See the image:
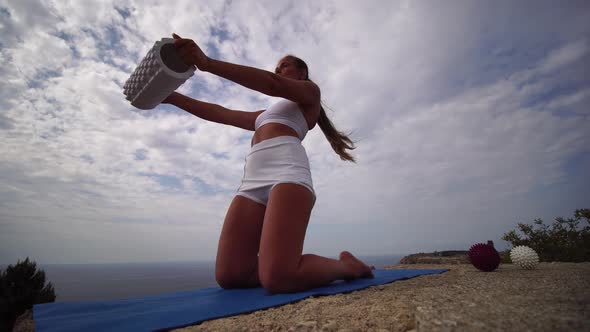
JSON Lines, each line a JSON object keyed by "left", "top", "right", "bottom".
{"left": 1, "top": 0, "right": 589, "bottom": 264}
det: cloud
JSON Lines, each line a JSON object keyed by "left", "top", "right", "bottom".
{"left": 1, "top": 0, "right": 589, "bottom": 263}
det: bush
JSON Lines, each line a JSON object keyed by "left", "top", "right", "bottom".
{"left": 499, "top": 249, "right": 512, "bottom": 264}
{"left": 0, "top": 257, "right": 56, "bottom": 332}
{"left": 502, "top": 209, "right": 590, "bottom": 262}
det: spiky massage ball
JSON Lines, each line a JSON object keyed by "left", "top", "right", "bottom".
{"left": 468, "top": 243, "right": 501, "bottom": 272}
{"left": 510, "top": 246, "right": 539, "bottom": 270}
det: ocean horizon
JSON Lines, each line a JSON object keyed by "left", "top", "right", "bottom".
{"left": 1, "top": 254, "right": 405, "bottom": 302}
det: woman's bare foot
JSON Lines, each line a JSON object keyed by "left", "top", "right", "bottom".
{"left": 339, "top": 251, "right": 375, "bottom": 280}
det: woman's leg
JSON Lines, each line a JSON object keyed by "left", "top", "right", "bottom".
{"left": 258, "top": 183, "right": 374, "bottom": 294}
{"left": 215, "top": 195, "right": 266, "bottom": 289}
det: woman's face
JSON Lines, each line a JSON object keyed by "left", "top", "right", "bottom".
{"left": 275, "top": 57, "right": 306, "bottom": 80}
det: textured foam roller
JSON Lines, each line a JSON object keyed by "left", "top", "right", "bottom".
{"left": 123, "top": 38, "right": 195, "bottom": 110}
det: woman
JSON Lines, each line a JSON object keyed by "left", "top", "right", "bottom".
{"left": 163, "top": 33, "right": 374, "bottom": 294}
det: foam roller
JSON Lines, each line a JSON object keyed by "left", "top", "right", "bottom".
{"left": 123, "top": 38, "right": 195, "bottom": 110}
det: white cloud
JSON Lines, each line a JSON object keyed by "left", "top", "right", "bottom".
{"left": 1, "top": 0, "right": 589, "bottom": 263}
{"left": 539, "top": 40, "right": 589, "bottom": 74}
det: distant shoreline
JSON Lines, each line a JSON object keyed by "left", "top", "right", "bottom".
{"left": 397, "top": 250, "right": 470, "bottom": 265}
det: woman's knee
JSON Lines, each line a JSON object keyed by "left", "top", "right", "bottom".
{"left": 215, "top": 266, "right": 233, "bottom": 289}
{"left": 258, "top": 264, "right": 297, "bottom": 293}
{"left": 215, "top": 260, "right": 258, "bottom": 289}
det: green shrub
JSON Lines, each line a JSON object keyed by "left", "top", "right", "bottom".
{"left": 502, "top": 209, "right": 590, "bottom": 262}
{"left": 0, "top": 257, "right": 56, "bottom": 331}
{"left": 499, "top": 249, "right": 512, "bottom": 264}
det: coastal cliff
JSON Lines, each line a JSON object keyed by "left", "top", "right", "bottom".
{"left": 397, "top": 250, "right": 470, "bottom": 265}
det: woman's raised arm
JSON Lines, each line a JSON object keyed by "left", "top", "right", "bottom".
{"left": 172, "top": 34, "right": 320, "bottom": 105}
{"left": 204, "top": 58, "right": 320, "bottom": 105}
{"left": 163, "top": 92, "right": 263, "bottom": 131}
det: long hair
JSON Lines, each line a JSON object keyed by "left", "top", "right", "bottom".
{"left": 286, "top": 55, "right": 357, "bottom": 162}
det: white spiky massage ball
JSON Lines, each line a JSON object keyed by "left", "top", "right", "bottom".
{"left": 510, "top": 246, "right": 539, "bottom": 270}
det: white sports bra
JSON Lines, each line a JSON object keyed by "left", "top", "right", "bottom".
{"left": 254, "top": 99, "right": 309, "bottom": 140}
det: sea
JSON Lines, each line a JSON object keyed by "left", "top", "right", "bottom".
{"left": 1, "top": 254, "right": 404, "bottom": 302}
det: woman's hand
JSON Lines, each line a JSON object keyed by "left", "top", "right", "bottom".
{"left": 161, "top": 91, "right": 180, "bottom": 105}
{"left": 172, "top": 33, "right": 210, "bottom": 71}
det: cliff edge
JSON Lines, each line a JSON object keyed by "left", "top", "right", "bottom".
{"left": 14, "top": 263, "right": 590, "bottom": 331}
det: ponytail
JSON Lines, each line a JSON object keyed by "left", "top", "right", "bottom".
{"left": 285, "top": 55, "right": 357, "bottom": 162}
{"left": 317, "top": 104, "right": 356, "bottom": 162}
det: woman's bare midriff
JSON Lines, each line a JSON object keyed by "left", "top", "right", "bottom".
{"left": 251, "top": 123, "right": 300, "bottom": 147}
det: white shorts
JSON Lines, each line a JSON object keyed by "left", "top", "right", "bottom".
{"left": 236, "top": 136, "right": 316, "bottom": 206}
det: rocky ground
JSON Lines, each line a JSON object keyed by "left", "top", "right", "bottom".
{"left": 173, "top": 263, "right": 590, "bottom": 332}
{"left": 14, "top": 262, "right": 590, "bottom": 332}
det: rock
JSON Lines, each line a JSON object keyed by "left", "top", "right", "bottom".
{"left": 12, "top": 310, "right": 34, "bottom": 332}
{"left": 321, "top": 320, "right": 338, "bottom": 332}
{"left": 289, "top": 320, "right": 317, "bottom": 332}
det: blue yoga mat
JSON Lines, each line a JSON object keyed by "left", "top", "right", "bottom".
{"left": 34, "top": 269, "right": 447, "bottom": 332}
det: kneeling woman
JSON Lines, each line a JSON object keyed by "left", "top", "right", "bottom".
{"left": 164, "top": 33, "right": 374, "bottom": 294}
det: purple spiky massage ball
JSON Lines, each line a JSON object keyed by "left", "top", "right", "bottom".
{"left": 468, "top": 243, "right": 500, "bottom": 272}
